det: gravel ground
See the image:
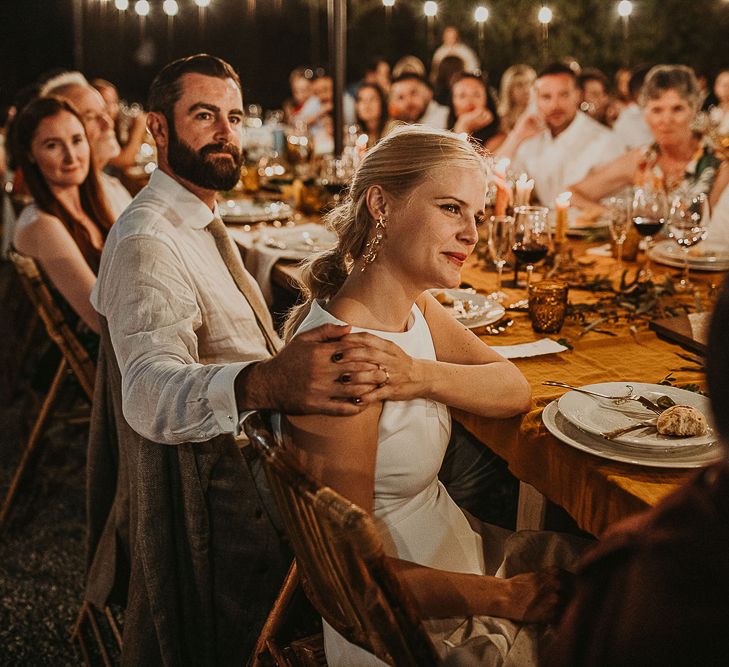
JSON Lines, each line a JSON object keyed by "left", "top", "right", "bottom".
{"left": 0, "top": 261, "right": 86, "bottom": 665}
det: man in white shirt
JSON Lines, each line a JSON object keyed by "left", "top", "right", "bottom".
{"left": 87, "top": 55, "right": 397, "bottom": 664}
{"left": 42, "top": 73, "right": 132, "bottom": 218}
{"left": 497, "top": 62, "right": 624, "bottom": 206}
{"left": 612, "top": 65, "right": 653, "bottom": 150}
{"left": 430, "top": 26, "right": 480, "bottom": 79}
{"left": 387, "top": 73, "right": 449, "bottom": 130}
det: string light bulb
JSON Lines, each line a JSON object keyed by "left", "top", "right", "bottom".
{"left": 194, "top": 0, "right": 212, "bottom": 7}
{"left": 474, "top": 6, "right": 489, "bottom": 22}
{"left": 424, "top": 1, "right": 437, "bottom": 17}
{"left": 114, "top": 0, "right": 129, "bottom": 10}
{"left": 134, "top": 0, "right": 150, "bottom": 16}
{"left": 617, "top": 0, "right": 633, "bottom": 17}
{"left": 537, "top": 5, "right": 553, "bottom": 24}
{"left": 382, "top": 0, "right": 395, "bottom": 6}
{"left": 163, "top": 0, "right": 178, "bottom": 16}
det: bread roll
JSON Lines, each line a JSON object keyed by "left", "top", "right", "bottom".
{"left": 656, "top": 405, "right": 707, "bottom": 437}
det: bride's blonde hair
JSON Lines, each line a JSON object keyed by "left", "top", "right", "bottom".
{"left": 284, "top": 124, "right": 488, "bottom": 339}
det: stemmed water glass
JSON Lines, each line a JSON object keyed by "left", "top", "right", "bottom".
{"left": 511, "top": 205, "right": 551, "bottom": 291}
{"left": 668, "top": 191, "right": 708, "bottom": 290}
{"left": 486, "top": 215, "right": 515, "bottom": 302}
{"left": 630, "top": 187, "right": 669, "bottom": 280}
{"left": 605, "top": 196, "right": 630, "bottom": 275}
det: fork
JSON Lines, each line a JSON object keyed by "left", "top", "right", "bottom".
{"left": 542, "top": 381, "right": 663, "bottom": 414}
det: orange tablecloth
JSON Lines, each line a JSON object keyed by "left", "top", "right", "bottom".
{"left": 268, "top": 237, "right": 718, "bottom": 537}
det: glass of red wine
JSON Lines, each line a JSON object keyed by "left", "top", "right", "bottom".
{"left": 512, "top": 205, "right": 551, "bottom": 291}
{"left": 630, "top": 187, "right": 668, "bottom": 280}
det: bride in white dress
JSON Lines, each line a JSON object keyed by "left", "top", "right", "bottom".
{"left": 282, "top": 125, "right": 584, "bottom": 666}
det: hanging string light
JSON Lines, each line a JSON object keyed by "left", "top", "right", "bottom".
{"left": 163, "top": 0, "right": 178, "bottom": 16}
{"left": 474, "top": 5, "right": 488, "bottom": 50}
{"left": 194, "top": 0, "right": 212, "bottom": 7}
{"left": 134, "top": 0, "right": 150, "bottom": 16}
{"left": 617, "top": 1, "right": 633, "bottom": 64}
{"left": 382, "top": 0, "right": 395, "bottom": 6}
{"left": 537, "top": 5, "right": 552, "bottom": 62}
{"left": 114, "top": 0, "right": 129, "bottom": 10}
{"left": 423, "top": 1, "right": 437, "bottom": 17}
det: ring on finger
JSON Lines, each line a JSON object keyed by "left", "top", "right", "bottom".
{"left": 378, "top": 363, "right": 390, "bottom": 387}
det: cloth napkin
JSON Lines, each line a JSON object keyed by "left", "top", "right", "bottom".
{"left": 243, "top": 223, "right": 327, "bottom": 304}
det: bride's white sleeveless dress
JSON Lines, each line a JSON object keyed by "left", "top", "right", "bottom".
{"left": 293, "top": 300, "right": 584, "bottom": 666}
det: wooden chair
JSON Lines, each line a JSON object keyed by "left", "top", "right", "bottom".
{"left": 72, "top": 601, "right": 123, "bottom": 667}
{"left": 244, "top": 411, "right": 441, "bottom": 667}
{"left": 0, "top": 250, "right": 96, "bottom": 532}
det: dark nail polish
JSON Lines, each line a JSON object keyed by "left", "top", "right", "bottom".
{"left": 332, "top": 352, "right": 343, "bottom": 362}
{"left": 340, "top": 373, "right": 352, "bottom": 383}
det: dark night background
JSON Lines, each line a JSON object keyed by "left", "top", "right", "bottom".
{"left": 1, "top": 0, "right": 728, "bottom": 113}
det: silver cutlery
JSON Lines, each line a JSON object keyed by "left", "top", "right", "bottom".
{"left": 602, "top": 419, "right": 658, "bottom": 439}
{"left": 542, "top": 381, "right": 667, "bottom": 413}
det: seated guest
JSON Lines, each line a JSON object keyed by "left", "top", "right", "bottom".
{"left": 387, "top": 73, "right": 449, "bottom": 130}
{"left": 430, "top": 25, "right": 480, "bottom": 83}
{"left": 41, "top": 72, "right": 132, "bottom": 218}
{"left": 88, "top": 54, "right": 431, "bottom": 664}
{"left": 392, "top": 54, "right": 427, "bottom": 79}
{"left": 433, "top": 54, "right": 465, "bottom": 107}
{"left": 547, "top": 274, "right": 729, "bottom": 667}
{"left": 296, "top": 72, "right": 355, "bottom": 153}
{"left": 614, "top": 67, "right": 632, "bottom": 106}
{"left": 496, "top": 64, "right": 536, "bottom": 134}
{"left": 355, "top": 83, "right": 388, "bottom": 147}
{"left": 611, "top": 65, "right": 653, "bottom": 150}
{"left": 350, "top": 56, "right": 391, "bottom": 98}
{"left": 708, "top": 68, "right": 729, "bottom": 134}
{"left": 283, "top": 125, "right": 586, "bottom": 666}
{"left": 497, "top": 62, "right": 622, "bottom": 207}
{"left": 570, "top": 65, "right": 728, "bottom": 211}
{"left": 91, "top": 78, "right": 149, "bottom": 171}
{"left": 577, "top": 67, "right": 612, "bottom": 126}
{"left": 12, "top": 96, "right": 114, "bottom": 333}
{"left": 449, "top": 72, "right": 502, "bottom": 150}
{"left": 283, "top": 66, "right": 313, "bottom": 124}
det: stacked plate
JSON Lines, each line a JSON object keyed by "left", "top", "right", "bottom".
{"left": 548, "top": 208, "right": 609, "bottom": 237}
{"left": 648, "top": 239, "right": 729, "bottom": 272}
{"left": 429, "top": 289, "right": 505, "bottom": 329}
{"left": 542, "top": 382, "right": 720, "bottom": 468}
{"left": 219, "top": 198, "right": 294, "bottom": 224}
{"left": 255, "top": 225, "right": 337, "bottom": 260}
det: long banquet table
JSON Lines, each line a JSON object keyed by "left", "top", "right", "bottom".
{"left": 245, "top": 226, "right": 720, "bottom": 538}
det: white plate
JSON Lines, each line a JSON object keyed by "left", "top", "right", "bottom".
{"left": 542, "top": 401, "right": 720, "bottom": 469}
{"left": 649, "top": 239, "right": 729, "bottom": 272}
{"left": 256, "top": 225, "right": 337, "bottom": 260}
{"left": 429, "top": 289, "right": 505, "bottom": 329}
{"left": 549, "top": 208, "right": 609, "bottom": 237}
{"left": 557, "top": 382, "right": 715, "bottom": 448}
{"left": 219, "top": 198, "right": 294, "bottom": 224}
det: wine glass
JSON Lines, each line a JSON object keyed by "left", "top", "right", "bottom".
{"left": 486, "top": 215, "right": 515, "bottom": 302}
{"left": 512, "top": 205, "right": 551, "bottom": 291}
{"left": 605, "top": 196, "right": 630, "bottom": 275}
{"left": 630, "top": 187, "right": 668, "bottom": 280}
{"left": 668, "top": 192, "right": 708, "bottom": 290}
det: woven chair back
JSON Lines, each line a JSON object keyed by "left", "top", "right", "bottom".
{"left": 9, "top": 250, "right": 95, "bottom": 400}
{"left": 244, "top": 411, "right": 440, "bottom": 667}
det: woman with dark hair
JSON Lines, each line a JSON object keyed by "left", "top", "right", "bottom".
{"left": 355, "top": 83, "right": 388, "bottom": 147}
{"left": 13, "top": 95, "right": 115, "bottom": 333}
{"left": 449, "top": 73, "right": 503, "bottom": 150}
